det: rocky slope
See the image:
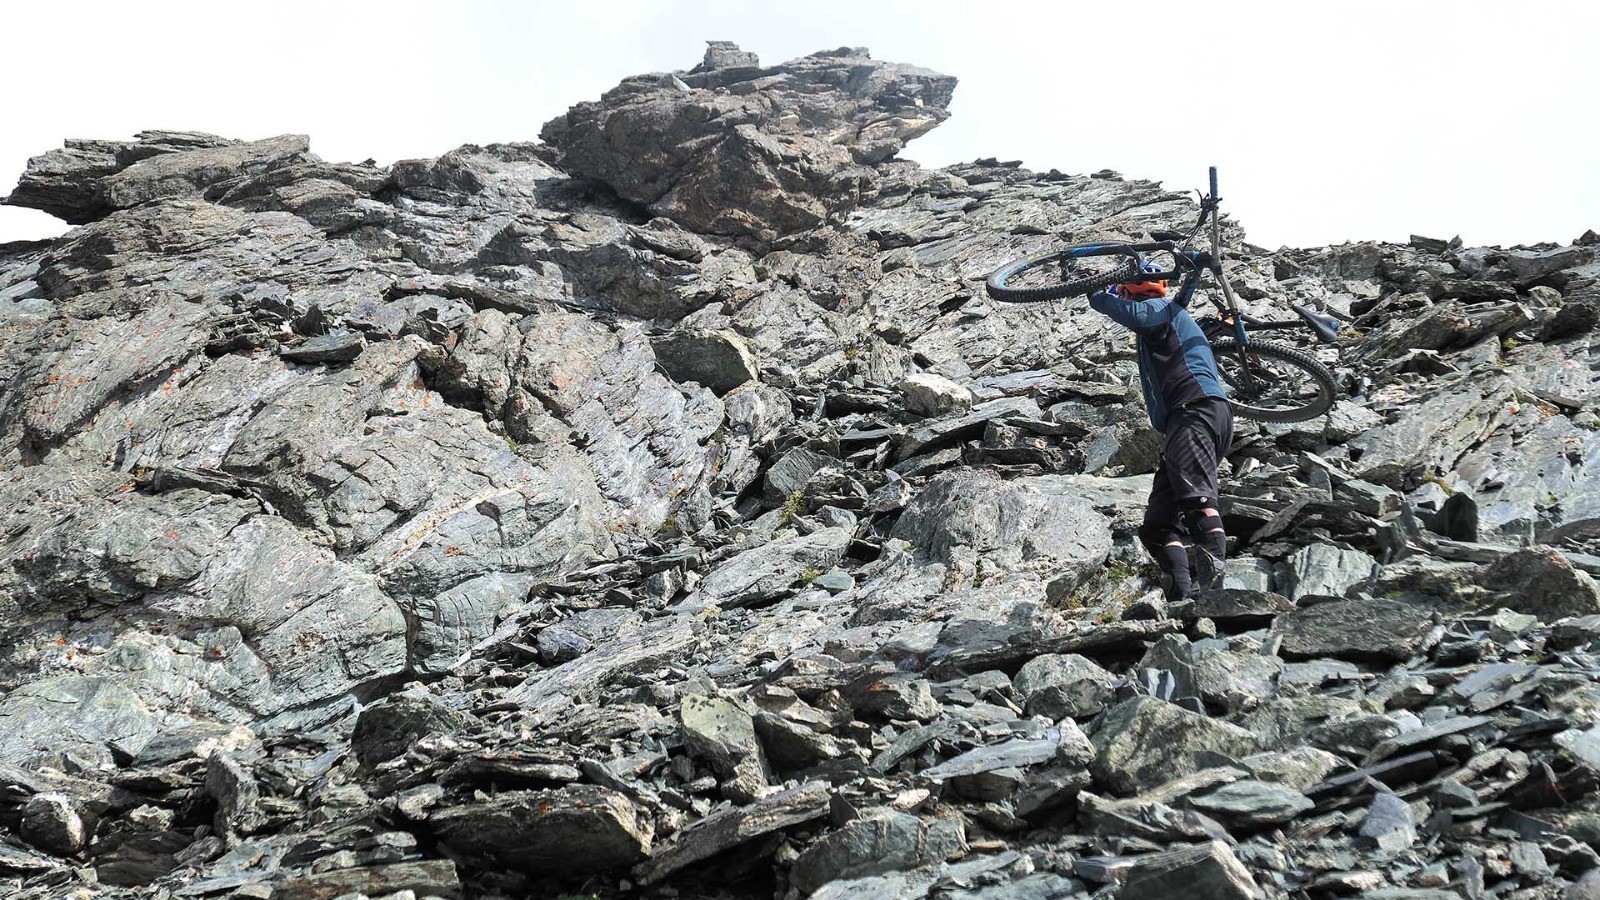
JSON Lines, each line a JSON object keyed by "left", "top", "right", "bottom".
{"left": 2, "top": 40, "right": 1600, "bottom": 900}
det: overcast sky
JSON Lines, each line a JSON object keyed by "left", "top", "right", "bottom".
{"left": 3, "top": 0, "right": 1596, "bottom": 249}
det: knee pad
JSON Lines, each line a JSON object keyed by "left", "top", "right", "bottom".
{"left": 1138, "top": 521, "right": 1179, "bottom": 558}
{"left": 1180, "top": 500, "right": 1224, "bottom": 537}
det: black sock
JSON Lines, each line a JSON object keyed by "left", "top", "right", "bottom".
{"left": 1158, "top": 544, "right": 1191, "bottom": 601}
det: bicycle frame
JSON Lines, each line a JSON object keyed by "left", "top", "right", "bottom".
{"left": 1113, "top": 168, "right": 1340, "bottom": 348}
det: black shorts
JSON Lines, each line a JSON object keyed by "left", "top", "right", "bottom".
{"left": 1145, "top": 397, "right": 1233, "bottom": 536}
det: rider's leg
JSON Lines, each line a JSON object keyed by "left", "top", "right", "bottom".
{"left": 1184, "top": 502, "right": 1227, "bottom": 590}
{"left": 1165, "top": 404, "right": 1229, "bottom": 591}
{"left": 1141, "top": 458, "right": 1190, "bottom": 601}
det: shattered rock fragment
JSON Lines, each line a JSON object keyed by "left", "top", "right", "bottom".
{"left": 1092, "top": 697, "right": 1261, "bottom": 794}
{"left": 790, "top": 808, "right": 966, "bottom": 895}
{"left": 429, "top": 786, "right": 652, "bottom": 875}
{"left": 1118, "top": 840, "right": 1258, "bottom": 900}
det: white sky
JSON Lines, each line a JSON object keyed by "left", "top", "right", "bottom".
{"left": 2, "top": 0, "right": 1596, "bottom": 249}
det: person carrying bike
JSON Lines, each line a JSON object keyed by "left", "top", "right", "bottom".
{"left": 1089, "top": 266, "right": 1233, "bottom": 602}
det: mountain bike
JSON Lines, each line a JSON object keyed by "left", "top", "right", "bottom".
{"left": 984, "top": 167, "right": 1340, "bottom": 423}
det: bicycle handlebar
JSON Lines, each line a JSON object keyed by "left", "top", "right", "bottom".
{"left": 1115, "top": 240, "right": 1201, "bottom": 282}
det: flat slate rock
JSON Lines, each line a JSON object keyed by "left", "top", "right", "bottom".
{"left": 1184, "top": 588, "right": 1295, "bottom": 627}
{"left": 279, "top": 330, "right": 365, "bottom": 363}
{"left": 430, "top": 785, "right": 651, "bottom": 875}
{"left": 1270, "top": 597, "right": 1436, "bottom": 661}
{"left": 637, "top": 781, "right": 829, "bottom": 884}
{"left": 1187, "top": 779, "right": 1314, "bottom": 828}
{"left": 1118, "top": 840, "right": 1258, "bottom": 900}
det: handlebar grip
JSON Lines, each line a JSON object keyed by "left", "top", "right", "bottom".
{"left": 1209, "top": 166, "right": 1218, "bottom": 200}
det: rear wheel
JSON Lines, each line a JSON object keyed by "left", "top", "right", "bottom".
{"left": 986, "top": 244, "right": 1140, "bottom": 303}
{"left": 1210, "top": 338, "right": 1337, "bottom": 423}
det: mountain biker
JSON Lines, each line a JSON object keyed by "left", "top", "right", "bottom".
{"left": 1089, "top": 264, "right": 1232, "bottom": 602}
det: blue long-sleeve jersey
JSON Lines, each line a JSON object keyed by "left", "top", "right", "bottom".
{"left": 1089, "top": 289, "right": 1226, "bottom": 431}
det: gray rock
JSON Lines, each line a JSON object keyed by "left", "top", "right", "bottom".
{"left": 1119, "top": 840, "right": 1258, "bottom": 900}
{"left": 1283, "top": 543, "right": 1375, "bottom": 601}
{"left": 846, "top": 672, "right": 941, "bottom": 722}
{"left": 890, "top": 470, "right": 1111, "bottom": 583}
{"left": 896, "top": 397, "right": 1043, "bottom": 461}
{"left": 681, "top": 526, "right": 851, "bottom": 610}
{"left": 790, "top": 808, "right": 965, "bottom": 895}
{"left": 638, "top": 781, "right": 829, "bottom": 884}
{"left": 103, "top": 133, "right": 312, "bottom": 208}
{"left": 763, "top": 446, "right": 838, "bottom": 507}
{"left": 2, "top": 43, "right": 1596, "bottom": 900}
{"left": 1270, "top": 597, "right": 1436, "bottom": 661}
{"left": 542, "top": 49, "right": 955, "bottom": 241}
{"left": 923, "top": 723, "right": 1091, "bottom": 781}
{"left": 900, "top": 372, "right": 974, "bottom": 417}
{"left": 1335, "top": 478, "right": 1403, "bottom": 517}
{"left": 1187, "top": 779, "right": 1313, "bottom": 829}
{"left": 1239, "top": 747, "right": 1345, "bottom": 792}
{"left": 1358, "top": 792, "right": 1418, "bottom": 852}
{"left": 680, "top": 694, "right": 771, "bottom": 802}
{"left": 1012, "top": 653, "right": 1116, "bottom": 719}
{"left": 0, "top": 676, "right": 156, "bottom": 768}
{"left": 1482, "top": 546, "right": 1600, "bottom": 621}
{"left": 653, "top": 327, "right": 759, "bottom": 395}
{"left": 351, "top": 693, "right": 472, "bottom": 769}
{"left": 535, "top": 607, "right": 641, "bottom": 664}
{"left": 1568, "top": 868, "right": 1600, "bottom": 900}
{"left": 1345, "top": 375, "right": 1513, "bottom": 487}
{"left": 279, "top": 330, "right": 364, "bottom": 364}
{"left": 1092, "top": 697, "right": 1261, "bottom": 795}
{"left": 5, "top": 130, "right": 294, "bottom": 223}
{"left": 20, "top": 793, "right": 87, "bottom": 856}
{"left": 1186, "top": 588, "right": 1293, "bottom": 628}
{"left": 1140, "top": 634, "right": 1283, "bottom": 714}
{"left": 430, "top": 786, "right": 652, "bottom": 874}
{"left": 268, "top": 860, "right": 462, "bottom": 900}
{"left": 203, "top": 751, "right": 267, "bottom": 838}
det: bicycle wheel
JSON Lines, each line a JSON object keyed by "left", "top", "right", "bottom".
{"left": 985, "top": 244, "right": 1140, "bottom": 303}
{"left": 1210, "top": 338, "right": 1337, "bottom": 423}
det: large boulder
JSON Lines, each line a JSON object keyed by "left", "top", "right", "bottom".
{"left": 429, "top": 786, "right": 652, "bottom": 875}
{"left": 541, "top": 45, "right": 955, "bottom": 242}
{"left": 1270, "top": 597, "right": 1436, "bottom": 662}
{"left": 1482, "top": 547, "right": 1600, "bottom": 621}
{"left": 789, "top": 807, "right": 965, "bottom": 895}
{"left": 5, "top": 131, "right": 316, "bottom": 224}
{"left": 890, "top": 470, "right": 1112, "bottom": 585}
{"left": 1092, "top": 697, "right": 1261, "bottom": 794}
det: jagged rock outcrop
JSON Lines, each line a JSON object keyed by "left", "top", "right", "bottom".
{"left": 540, "top": 44, "right": 956, "bottom": 242}
{"left": 4, "top": 38, "right": 1600, "bottom": 900}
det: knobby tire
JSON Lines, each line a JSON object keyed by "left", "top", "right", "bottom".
{"left": 1211, "top": 337, "right": 1337, "bottom": 423}
{"left": 985, "top": 248, "right": 1139, "bottom": 303}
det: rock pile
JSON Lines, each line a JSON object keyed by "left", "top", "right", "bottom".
{"left": 2, "top": 40, "right": 1599, "bottom": 900}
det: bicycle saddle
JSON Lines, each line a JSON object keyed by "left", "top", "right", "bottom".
{"left": 1291, "top": 304, "right": 1341, "bottom": 343}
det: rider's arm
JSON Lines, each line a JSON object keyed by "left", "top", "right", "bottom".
{"left": 1089, "top": 290, "right": 1176, "bottom": 332}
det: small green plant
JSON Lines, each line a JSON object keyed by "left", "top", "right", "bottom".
{"left": 797, "top": 567, "right": 823, "bottom": 586}
{"left": 780, "top": 489, "right": 805, "bottom": 525}
{"left": 658, "top": 514, "right": 678, "bottom": 535}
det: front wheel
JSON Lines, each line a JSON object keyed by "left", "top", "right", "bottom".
{"left": 1210, "top": 338, "right": 1337, "bottom": 423}
{"left": 985, "top": 244, "right": 1140, "bottom": 303}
